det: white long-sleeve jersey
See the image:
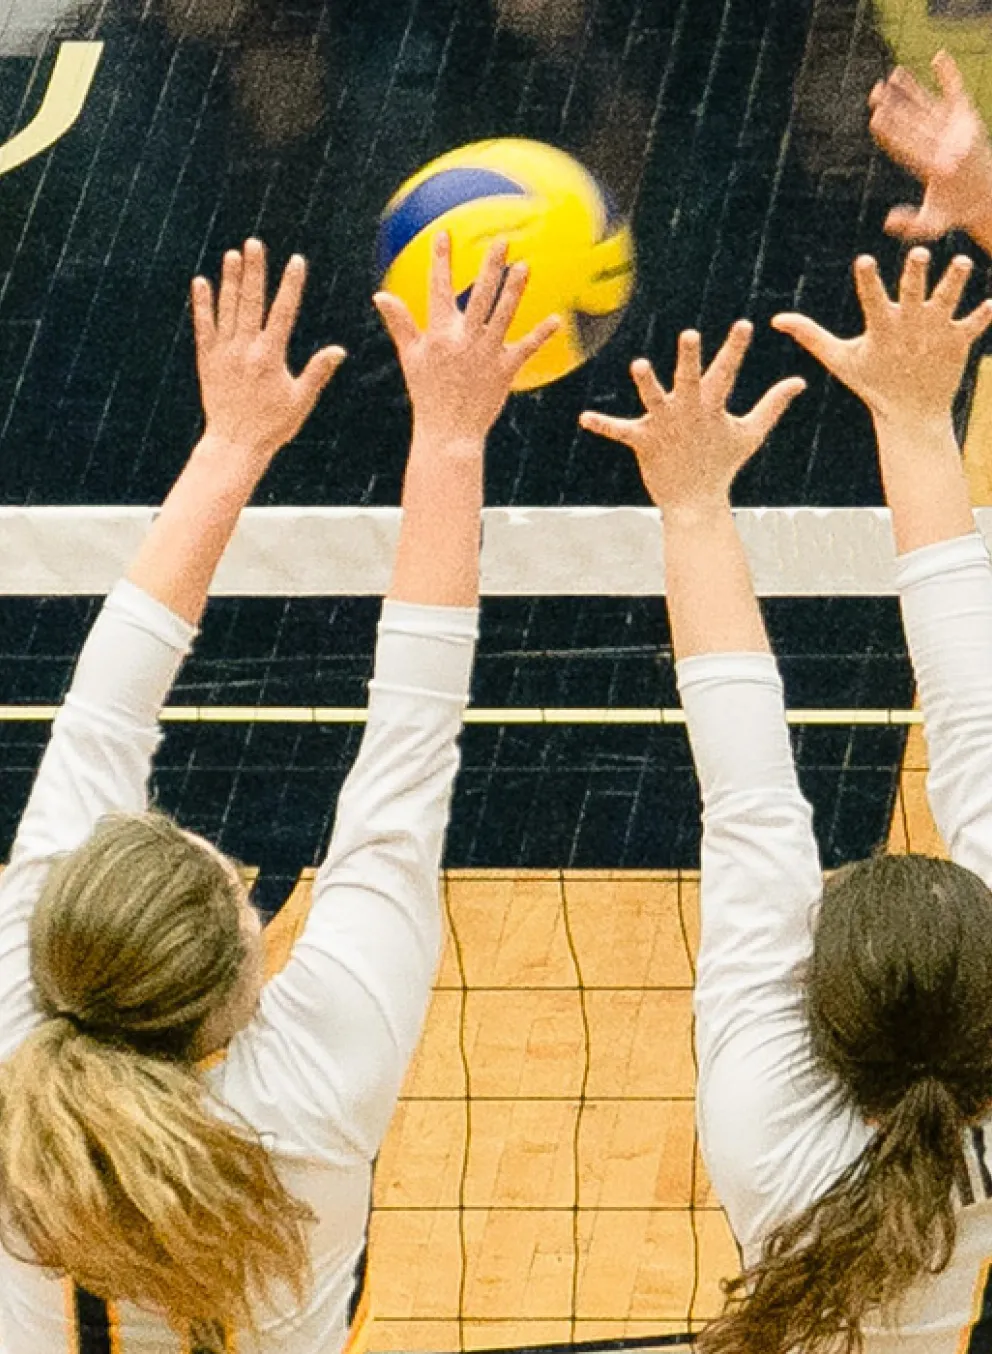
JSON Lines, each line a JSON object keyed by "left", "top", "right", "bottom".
{"left": 0, "top": 580, "right": 477, "bottom": 1354}
{"left": 681, "top": 531, "right": 992, "bottom": 1352}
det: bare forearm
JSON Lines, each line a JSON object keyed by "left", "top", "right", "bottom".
{"left": 388, "top": 433, "right": 484, "bottom": 608}
{"left": 873, "top": 411, "right": 975, "bottom": 555}
{"left": 127, "top": 435, "right": 260, "bottom": 626}
{"left": 664, "top": 501, "right": 771, "bottom": 659}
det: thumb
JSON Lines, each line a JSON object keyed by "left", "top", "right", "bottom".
{"left": 772, "top": 313, "right": 848, "bottom": 378}
{"left": 740, "top": 376, "right": 807, "bottom": 445}
{"left": 884, "top": 204, "right": 946, "bottom": 241}
{"left": 297, "top": 345, "right": 347, "bottom": 407}
{"left": 374, "top": 292, "right": 419, "bottom": 355}
{"left": 579, "top": 410, "right": 643, "bottom": 449}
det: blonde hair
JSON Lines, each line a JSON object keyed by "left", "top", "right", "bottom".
{"left": 0, "top": 812, "right": 316, "bottom": 1350}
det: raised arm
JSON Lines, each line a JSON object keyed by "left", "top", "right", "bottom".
{"left": 12, "top": 241, "right": 343, "bottom": 868}
{"left": 869, "top": 51, "right": 992, "bottom": 253}
{"left": 775, "top": 249, "right": 992, "bottom": 884}
{"left": 257, "top": 238, "right": 558, "bottom": 1157}
{"left": 580, "top": 334, "right": 843, "bottom": 1250}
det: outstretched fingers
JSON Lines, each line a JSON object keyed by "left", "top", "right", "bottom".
{"left": 704, "top": 320, "right": 753, "bottom": 407}
{"left": 675, "top": 330, "right": 702, "bottom": 394}
{"left": 889, "top": 64, "right": 935, "bottom": 114}
{"left": 487, "top": 259, "right": 530, "bottom": 340}
{"left": 884, "top": 204, "right": 944, "bottom": 241}
{"left": 506, "top": 313, "right": 561, "bottom": 375}
{"left": 267, "top": 255, "right": 308, "bottom": 348}
{"left": 740, "top": 377, "right": 807, "bottom": 444}
{"left": 958, "top": 295, "right": 992, "bottom": 344}
{"left": 237, "top": 239, "right": 268, "bottom": 337}
{"left": 217, "top": 249, "right": 244, "bottom": 341}
{"left": 191, "top": 276, "right": 217, "bottom": 354}
{"left": 932, "top": 49, "right": 966, "bottom": 105}
{"left": 579, "top": 409, "right": 644, "bottom": 448}
{"left": 771, "top": 312, "right": 848, "bottom": 378}
{"left": 297, "top": 345, "right": 348, "bottom": 408}
{"left": 929, "top": 254, "right": 974, "bottom": 315}
{"left": 855, "top": 255, "right": 894, "bottom": 326}
{"left": 898, "top": 247, "right": 931, "bottom": 309}
{"left": 374, "top": 291, "right": 420, "bottom": 357}
{"left": 428, "top": 231, "right": 457, "bottom": 328}
{"left": 465, "top": 240, "right": 510, "bottom": 330}
{"left": 631, "top": 358, "right": 668, "bottom": 412}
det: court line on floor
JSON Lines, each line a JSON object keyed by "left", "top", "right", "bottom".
{"left": 0, "top": 705, "right": 923, "bottom": 725}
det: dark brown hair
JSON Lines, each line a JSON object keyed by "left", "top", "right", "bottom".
{"left": 699, "top": 853, "right": 992, "bottom": 1354}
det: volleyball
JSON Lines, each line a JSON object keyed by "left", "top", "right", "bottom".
{"left": 375, "top": 138, "right": 636, "bottom": 390}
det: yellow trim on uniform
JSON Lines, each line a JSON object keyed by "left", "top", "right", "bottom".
{"left": 342, "top": 1280, "right": 374, "bottom": 1354}
{"left": 62, "top": 1278, "right": 77, "bottom": 1351}
{"left": 957, "top": 1258, "right": 992, "bottom": 1354}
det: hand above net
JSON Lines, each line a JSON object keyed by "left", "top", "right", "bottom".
{"left": 869, "top": 51, "right": 992, "bottom": 247}
{"left": 579, "top": 322, "right": 805, "bottom": 512}
{"left": 773, "top": 250, "right": 992, "bottom": 429}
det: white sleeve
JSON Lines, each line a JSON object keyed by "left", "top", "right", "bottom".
{"left": 0, "top": 580, "right": 195, "bottom": 1052}
{"left": 896, "top": 532, "right": 992, "bottom": 886}
{"left": 680, "top": 653, "right": 870, "bottom": 1257}
{"left": 246, "top": 600, "right": 476, "bottom": 1161}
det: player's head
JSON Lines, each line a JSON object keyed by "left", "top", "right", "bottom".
{"left": 0, "top": 811, "right": 314, "bottom": 1350}
{"left": 700, "top": 852, "right": 992, "bottom": 1354}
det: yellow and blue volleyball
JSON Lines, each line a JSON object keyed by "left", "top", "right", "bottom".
{"left": 376, "top": 138, "right": 636, "bottom": 391}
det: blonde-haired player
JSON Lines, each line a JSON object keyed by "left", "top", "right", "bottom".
{"left": 0, "top": 234, "right": 556, "bottom": 1352}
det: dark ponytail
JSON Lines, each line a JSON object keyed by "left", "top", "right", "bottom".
{"left": 699, "top": 855, "right": 992, "bottom": 1354}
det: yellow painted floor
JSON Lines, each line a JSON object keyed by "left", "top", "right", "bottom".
{"left": 257, "top": 715, "right": 950, "bottom": 1354}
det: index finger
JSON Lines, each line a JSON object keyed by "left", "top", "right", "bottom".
{"left": 703, "top": 320, "right": 753, "bottom": 407}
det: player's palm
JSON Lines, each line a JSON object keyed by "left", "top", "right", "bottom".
{"left": 580, "top": 323, "right": 805, "bottom": 511}
{"left": 375, "top": 233, "right": 559, "bottom": 444}
{"left": 773, "top": 250, "right": 992, "bottom": 426}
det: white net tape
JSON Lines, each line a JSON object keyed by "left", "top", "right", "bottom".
{"left": 3, "top": 505, "right": 989, "bottom": 596}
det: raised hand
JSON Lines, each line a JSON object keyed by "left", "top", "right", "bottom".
{"left": 192, "top": 239, "right": 346, "bottom": 468}
{"left": 579, "top": 323, "right": 805, "bottom": 510}
{"left": 374, "top": 233, "right": 560, "bottom": 443}
{"left": 869, "top": 51, "right": 992, "bottom": 244}
{"left": 772, "top": 249, "right": 992, "bottom": 426}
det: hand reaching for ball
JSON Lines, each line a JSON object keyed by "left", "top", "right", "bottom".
{"left": 374, "top": 233, "right": 560, "bottom": 445}
{"left": 580, "top": 323, "right": 806, "bottom": 512}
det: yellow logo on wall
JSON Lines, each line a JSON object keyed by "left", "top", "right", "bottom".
{"left": 0, "top": 42, "right": 102, "bottom": 179}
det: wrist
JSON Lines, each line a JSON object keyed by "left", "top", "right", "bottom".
{"left": 872, "top": 406, "right": 958, "bottom": 448}
{"left": 410, "top": 424, "right": 486, "bottom": 461}
{"left": 660, "top": 494, "right": 733, "bottom": 527}
{"left": 189, "top": 433, "right": 268, "bottom": 494}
